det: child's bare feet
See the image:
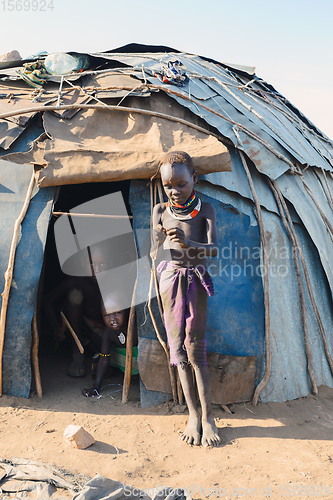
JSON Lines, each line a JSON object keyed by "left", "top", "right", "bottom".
{"left": 180, "top": 414, "right": 201, "bottom": 446}
{"left": 201, "top": 417, "right": 220, "bottom": 447}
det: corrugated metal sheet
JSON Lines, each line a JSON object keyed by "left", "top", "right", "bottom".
{"left": 258, "top": 209, "right": 333, "bottom": 402}
{"left": 93, "top": 52, "right": 333, "bottom": 177}
{"left": 201, "top": 149, "right": 300, "bottom": 223}
{"left": 275, "top": 173, "right": 333, "bottom": 298}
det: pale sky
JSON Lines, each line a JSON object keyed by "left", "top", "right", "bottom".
{"left": 1, "top": 0, "right": 332, "bottom": 139}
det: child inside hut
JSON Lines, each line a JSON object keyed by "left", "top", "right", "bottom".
{"left": 82, "top": 291, "right": 137, "bottom": 397}
{"left": 151, "top": 151, "right": 220, "bottom": 447}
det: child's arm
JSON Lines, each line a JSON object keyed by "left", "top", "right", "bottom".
{"left": 167, "top": 204, "right": 218, "bottom": 257}
{"left": 82, "top": 328, "right": 112, "bottom": 397}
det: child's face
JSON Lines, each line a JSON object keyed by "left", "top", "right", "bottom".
{"left": 161, "top": 162, "right": 197, "bottom": 205}
{"left": 102, "top": 297, "right": 126, "bottom": 330}
{"left": 103, "top": 309, "right": 126, "bottom": 330}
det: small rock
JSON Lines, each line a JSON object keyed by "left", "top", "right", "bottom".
{"left": 63, "top": 425, "right": 95, "bottom": 449}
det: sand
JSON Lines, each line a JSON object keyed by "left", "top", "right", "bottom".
{"left": 1, "top": 350, "right": 333, "bottom": 499}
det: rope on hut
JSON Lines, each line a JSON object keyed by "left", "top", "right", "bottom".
{"left": 313, "top": 168, "right": 333, "bottom": 211}
{"left": 147, "top": 262, "right": 178, "bottom": 403}
{"left": 154, "top": 178, "right": 183, "bottom": 405}
{"left": 297, "top": 168, "right": 333, "bottom": 240}
{"left": 0, "top": 169, "right": 35, "bottom": 397}
{"left": 233, "top": 131, "right": 271, "bottom": 406}
{"left": 320, "top": 167, "right": 333, "bottom": 208}
{"left": 268, "top": 180, "right": 318, "bottom": 394}
{"left": 148, "top": 180, "right": 178, "bottom": 403}
{"left": 271, "top": 180, "right": 333, "bottom": 379}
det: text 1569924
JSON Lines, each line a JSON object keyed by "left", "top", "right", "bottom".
{"left": 1, "top": 0, "right": 54, "bottom": 11}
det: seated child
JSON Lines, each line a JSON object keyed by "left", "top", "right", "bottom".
{"left": 43, "top": 242, "right": 110, "bottom": 377}
{"left": 82, "top": 292, "right": 137, "bottom": 397}
{"left": 43, "top": 275, "right": 103, "bottom": 377}
{"left": 151, "top": 150, "right": 220, "bottom": 447}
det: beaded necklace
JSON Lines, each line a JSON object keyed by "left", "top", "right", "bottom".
{"left": 167, "top": 190, "right": 201, "bottom": 220}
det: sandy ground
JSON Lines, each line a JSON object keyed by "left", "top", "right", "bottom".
{"left": 1, "top": 350, "right": 333, "bottom": 499}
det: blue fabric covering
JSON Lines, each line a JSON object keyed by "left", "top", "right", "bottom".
{"left": 0, "top": 160, "right": 55, "bottom": 397}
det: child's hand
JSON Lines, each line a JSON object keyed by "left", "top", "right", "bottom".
{"left": 166, "top": 227, "right": 189, "bottom": 248}
{"left": 154, "top": 224, "right": 167, "bottom": 244}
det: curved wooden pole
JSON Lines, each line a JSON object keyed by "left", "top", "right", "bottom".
{"left": 0, "top": 103, "right": 218, "bottom": 141}
{"left": 122, "top": 279, "right": 137, "bottom": 404}
{"left": 148, "top": 265, "right": 178, "bottom": 403}
{"left": 272, "top": 179, "right": 333, "bottom": 379}
{"left": 32, "top": 311, "right": 42, "bottom": 398}
{"left": 236, "top": 148, "right": 271, "bottom": 406}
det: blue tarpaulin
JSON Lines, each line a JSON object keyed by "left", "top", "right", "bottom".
{"left": 0, "top": 160, "right": 55, "bottom": 397}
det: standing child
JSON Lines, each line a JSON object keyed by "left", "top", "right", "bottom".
{"left": 151, "top": 151, "right": 220, "bottom": 447}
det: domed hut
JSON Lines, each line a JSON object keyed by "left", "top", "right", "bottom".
{"left": 0, "top": 44, "right": 332, "bottom": 406}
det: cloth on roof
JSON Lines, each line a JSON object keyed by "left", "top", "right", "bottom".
{"left": 13, "top": 93, "right": 230, "bottom": 187}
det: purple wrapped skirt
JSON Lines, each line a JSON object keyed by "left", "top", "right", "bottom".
{"left": 157, "top": 261, "right": 214, "bottom": 367}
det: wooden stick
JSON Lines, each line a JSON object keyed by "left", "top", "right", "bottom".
{"left": 221, "top": 404, "right": 233, "bottom": 414}
{"left": 122, "top": 279, "right": 137, "bottom": 404}
{"left": 148, "top": 268, "right": 178, "bottom": 403}
{"left": 177, "top": 370, "right": 184, "bottom": 405}
{"left": 0, "top": 169, "right": 35, "bottom": 397}
{"left": 152, "top": 263, "right": 165, "bottom": 330}
{"left": 60, "top": 311, "right": 84, "bottom": 354}
{"left": 32, "top": 311, "right": 42, "bottom": 398}
{"left": 149, "top": 180, "right": 178, "bottom": 402}
{"left": 269, "top": 180, "right": 318, "bottom": 394}
{"left": 0, "top": 103, "right": 219, "bottom": 141}
{"left": 53, "top": 212, "right": 133, "bottom": 219}
{"left": 236, "top": 148, "right": 271, "bottom": 407}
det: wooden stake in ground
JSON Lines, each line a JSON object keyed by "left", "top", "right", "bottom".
{"left": 0, "top": 170, "right": 35, "bottom": 397}
{"left": 32, "top": 311, "right": 42, "bottom": 398}
{"left": 122, "top": 279, "right": 137, "bottom": 404}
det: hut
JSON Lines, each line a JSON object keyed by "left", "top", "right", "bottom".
{"left": 0, "top": 44, "right": 332, "bottom": 407}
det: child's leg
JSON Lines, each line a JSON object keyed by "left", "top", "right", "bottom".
{"left": 177, "top": 363, "right": 201, "bottom": 446}
{"left": 185, "top": 273, "right": 220, "bottom": 446}
{"left": 193, "top": 364, "right": 220, "bottom": 447}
